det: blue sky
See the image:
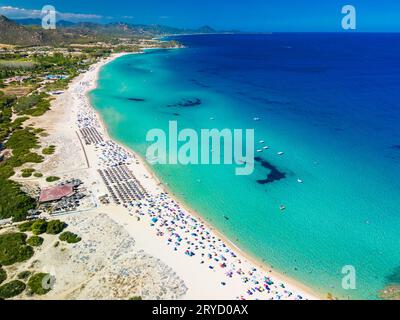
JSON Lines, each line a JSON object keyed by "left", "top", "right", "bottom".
{"left": 1, "top": 0, "right": 400, "bottom": 31}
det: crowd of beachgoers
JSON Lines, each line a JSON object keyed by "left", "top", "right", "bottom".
{"left": 135, "top": 194, "right": 306, "bottom": 300}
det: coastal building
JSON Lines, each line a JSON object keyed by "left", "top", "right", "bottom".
{"left": 39, "top": 184, "right": 76, "bottom": 203}
{"left": 3, "top": 75, "right": 30, "bottom": 84}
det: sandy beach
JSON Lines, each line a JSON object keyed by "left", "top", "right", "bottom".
{"left": 17, "top": 52, "right": 321, "bottom": 300}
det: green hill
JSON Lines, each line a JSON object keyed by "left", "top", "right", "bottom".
{"left": 0, "top": 15, "right": 45, "bottom": 46}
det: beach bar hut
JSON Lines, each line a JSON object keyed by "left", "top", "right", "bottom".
{"left": 39, "top": 184, "right": 75, "bottom": 203}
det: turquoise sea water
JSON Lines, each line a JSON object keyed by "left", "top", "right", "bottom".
{"left": 90, "top": 34, "right": 400, "bottom": 299}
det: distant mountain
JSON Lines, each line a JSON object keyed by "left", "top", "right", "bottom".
{"left": 2, "top": 14, "right": 223, "bottom": 46}
{"left": 0, "top": 15, "right": 80, "bottom": 46}
{"left": 0, "top": 15, "right": 45, "bottom": 46}
{"left": 13, "top": 17, "right": 218, "bottom": 37}
{"left": 61, "top": 22, "right": 218, "bottom": 38}
{"left": 13, "top": 18, "right": 76, "bottom": 27}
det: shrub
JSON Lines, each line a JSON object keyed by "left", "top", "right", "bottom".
{"left": 33, "top": 172, "right": 43, "bottom": 178}
{"left": 0, "top": 267, "right": 6, "bottom": 285}
{"left": 42, "top": 145, "right": 55, "bottom": 155}
{"left": 0, "top": 233, "right": 34, "bottom": 266}
{"left": 31, "top": 219, "right": 47, "bottom": 235}
{"left": 5, "top": 129, "right": 40, "bottom": 156}
{"left": 59, "top": 231, "right": 81, "bottom": 244}
{"left": 130, "top": 296, "right": 142, "bottom": 300}
{"left": 46, "top": 176, "right": 60, "bottom": 183}
{"left": 22, "top": 168, "right": 35, "bottom": 174}
{"left": 21, "top": 168, "right": 35, "bottom": 178}
{"left": 21, "top": 171, "right": 32, "bottom": 178}
{"left": 0, "top": 280, "right": 26, "bottom": 299}
{"left": 26, "top": 236, "right": 44, "bottom": 247}
{"left": 46, "top": 220, "right": 67, "bottom": 235}
{"left": 28, "top": 273, "right": 53, "bottom": 295}
{"left": 17, "top": 271, "right": 32, "bottom": 280}
{"left": 0, "top": 177, "right": 36, "bottom": 221}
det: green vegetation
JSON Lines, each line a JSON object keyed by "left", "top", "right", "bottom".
{"left": 0, "top": 232, "right": 34, "bottom": 266}
{"left": 14, "top": 94, "right": 41, "bottom": 113}
{"left": 42, "top": 145, "right": 56, "bottom": 155}
{"left": 31, "top": 219, "right": 47, "bottom": 235}
{"left": 27, "top": 273, "right": 52, "bottom": 295}
{"left": 23, "top": 97, "right": 50, "bottom": 117}
{"left": 27, "top": 235, "right": 44, "bottom": 247}
{"left": 130, "top": 296, "right": 143, "bottom": 300}
{"left": 0, "top": 179, "right": 36, "bottom": 221}
{"left": 0, "top": 126, "right": 43, "bottom": 221}
{"left": 13, "top": 94, "right": 51, "bottom": 117}
{"left": 0, "top": 90, "right": 17, "bottom": 141}
{"left": 19, "top": 219, "right": 66, "bottom": 236}
{"left": 33, "top": 172, "right": 43, "bottom": 178}
{"left": 17, "top": 270, "right": 32, "bottom": 280}
{"left": 0, "top": 267, "right": 6, "bottom": 285}
{"left": 46, "top": 220, "right": 67, "bottom": 235}
{"left": 5, "top": 128, "right": 44, "bottom": 168}
{"left": 59, "top": 231, "right": 81, "bottom": 244}
{"left": 46, "top": 176, "right": 60, "bottom": 182}
{"left": 0, "top": 280, "right": 26, "bottom": 299}
{"left": 18, "top": 220, "right": 35, "bottom": 232}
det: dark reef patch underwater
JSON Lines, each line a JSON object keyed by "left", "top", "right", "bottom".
{"left": 128, "top": 98, "right": 146, "bottom": 102}
{"left": 168, "top": 97, "right": 202, "bottom": 108}
{"left": 254, "top": 157, "right": 286, "bottom": 185}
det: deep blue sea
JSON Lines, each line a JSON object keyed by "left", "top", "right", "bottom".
{"left": 91, "top": 33, "right": 400, "bottom": 299}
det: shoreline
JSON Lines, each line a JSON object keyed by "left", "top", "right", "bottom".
{"left": 28, "top": 49, "right": 325, "bottom": 300}
{"left": 85, "top": 52, "right": 323, "bottom": 300}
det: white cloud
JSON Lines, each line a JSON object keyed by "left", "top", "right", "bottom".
{"left": 0, "top": 6, "right": 103, "bottom": 21}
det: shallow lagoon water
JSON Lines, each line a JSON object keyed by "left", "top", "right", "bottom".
{"left": 91, "top": 34, "right": 400, "bottom": 299}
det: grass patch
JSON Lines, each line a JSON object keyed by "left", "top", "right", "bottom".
{"left": 59, "top": 231, "right": 81, "bottom": 244}
{"left": 21, "top": 168, "right": 35, "bottom": 178}
{"left": 26, "top": 235, "right": 44, "bottom": 247}
{"left": 0, "top": 280, "right": 26, "bottom": 299}
{"left": 46, "top": 176, "right": 60, "bottom": 183}
{"left": 31, "top": 219, "right": 47, "bottom": 235}
{"left": 14, "top": 94, "right": 41, "bottom": 113}
{"left": 0, "top": 178, "right": 36, "bottom": 221}
{"left": 17, "top": 221, "right": 35, "bottom": 232}
{"left": 0, "top": 232, "right": 34, "bottom": 266}
{"left": 42, "top": 145, "right": 56, "bottom": 155}
{"left": 27, "top": 273, "right": 53, "bottom": 295}
{"left": 46, "top": 220, "right": 67, "bottom": 235}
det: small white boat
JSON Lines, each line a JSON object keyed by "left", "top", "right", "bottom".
{"left": 253, "top": 117, "right": 261, "bottom": 121}
{"left": 280, "top": 205, "right": 286, "bottom": 211}
{"left": 259, "top": 140, "right": 265, "bottom": 144}
{"left": 263, "top": 146, "right": 269, "bottom": 150}
{"left": 210, "top": 117, "right": 215, "bottom": 120}
{"left": 297, "top": 179, "right": 303, "bottom": 184}
{"left": 257, "top": 149, "right": 263, "bottom": 153}
{"left": 277, "top": 152, "right": 285, "bottom": 156}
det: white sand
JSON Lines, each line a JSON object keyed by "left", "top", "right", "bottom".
{"left": 23, "top": 53, "right": 321, "bottom": 300}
